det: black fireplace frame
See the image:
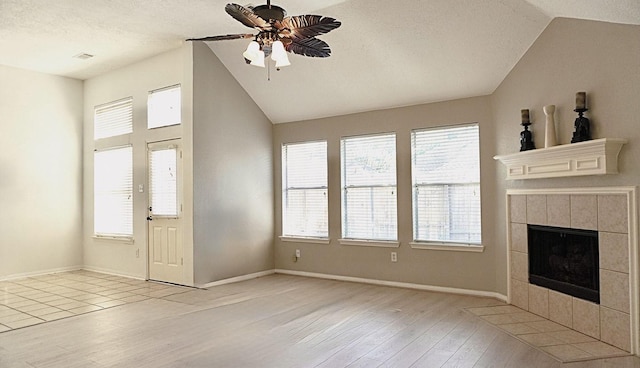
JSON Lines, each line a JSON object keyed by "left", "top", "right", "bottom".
{"left": 528, "top": 224, "right": 600, "bottom": 304}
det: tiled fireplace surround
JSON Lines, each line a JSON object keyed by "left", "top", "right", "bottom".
{"left": 507, "top": 188, "right": 638, "bottom": 354}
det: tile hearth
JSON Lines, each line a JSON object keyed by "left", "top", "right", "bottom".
{"left": 468, "top": 305, "right": 630, "bottom": 362}
{"left": 507, "top": 188, "right": 636, "bottom": 354}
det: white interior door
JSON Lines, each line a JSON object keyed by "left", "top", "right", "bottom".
{"left": 147, "top": 139, "right": 184, "bottom": 285}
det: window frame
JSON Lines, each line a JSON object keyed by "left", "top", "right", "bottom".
{"left": 410, "top": 123, "right": 483, "bottom": 252}
{"left": 93, "top": 145, "right": 134, "bottom": 241}
{"left": 147, "top": 84, "right": 182, "bottom": 130}
{"left": 94, "top": 97, "right": 133, "bottom": 140}
{"left": 339, "top": 132, "right": 398, "bottom": 246}
{"left": 281, "top": 140, "right": 329, "bottom": 241}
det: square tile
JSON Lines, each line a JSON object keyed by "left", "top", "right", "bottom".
{"left": 571, "top": 195, "right": 597, "bottom": 230}
{"left": 27, "top": 306, "right": 65, "bottom": 317}
{"left": 599, "top": 306, "right": 630, "bottom": 352}
{"left": 599, "top": 269, "right": 629, "bottom": 313}
{"left": 4, "top": 317, "right": 44, "bottom": 329}
{"left": 598, "top": 195, "right": 628, "bottom": 234}
{"left": 528, "top": 284, "right": 549, "bottom": 318}
{"left": 510, "top": 311, "right": 546, "bottom": 323}
{"left": 67, "top": 305, "right": 104, "bottom": 315}
{"left": 466, "top": 305, "right": 519, "bottom": 316}
{"left": 546, "top": 195, "right": 570, "bottom": 228}
{"left": 481, "top": 314, "right": 521, "bottom": 325}
{"left": 542, "top": 344, "right": 593, "bottom": 361}
{"left": 498, "top": 323, "right": 540, "bottom": 335}
{"left": 510, "top": 223, "right": 528, "bottom": 253}
{"left": 572, "top": 298, "right": 600, "bottom": 339}
{"left": 573, "top": 341, "right": 629, "bottom": 357}
{"left": 548, "top": 290, "right": 572, "bottom": 328}
{"left": 510, "top": 195, "right": 527, "bottom": 223}
{"left": 510, "top": 251, "right": 528, "bottom": 282}
{"left": 548, "top": 330, "right": 596, "bottom": 344}
{"left": 524, "top": 320, "right": 568, "bottom": 332}
{"left": 39, "top": 310, "right": 75, "bottom": 321}
{"left": 510, "top": 279, "right": 528, "bottom": 310}
{"left": 599, "top": 232, "right": 630, "bottom": 273}
{"left": 527, "top": 195, "right": 547, "bottom": 225}
{"left": 518, "top": 332, "right": 564, "bottom": 347}
{"left": 0, "top": 312, "right": 33, "bottom": 324}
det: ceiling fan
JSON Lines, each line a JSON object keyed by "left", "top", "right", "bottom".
{"left": 187, "top": 1, "right": 341, "bottom": 68}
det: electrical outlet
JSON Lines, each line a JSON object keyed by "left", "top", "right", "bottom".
{"left": 136, "top": 249, "right": 140, "bottom": 258}
{"left": 295, "top": 249, "right": 301, "bottom": 258}
{"left": 391, "top": 252, "right": 397, "bottom": 262}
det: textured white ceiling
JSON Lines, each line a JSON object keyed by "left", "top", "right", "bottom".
{"left": 1, "top": 0, "right": 638, "bottom": 123}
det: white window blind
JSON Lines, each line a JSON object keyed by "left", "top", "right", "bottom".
{"left": 411, "top": 124, "right": 481, "bottom": 244}
{"left": 341, "top": 133, "right": 397, "bottom": 241}
{"left": 148, "top": 85, "right": 181, "bottom": 129}
{"left": 150, "top": 147, "right": 178, "bottom": 217}
{"left": 282, "top": 141, "right": 328, "bottom": 238}
{"left": 94, "top": 146, "right": 133, "bottom": 237}
{"left": 94, "top": 97, "right": 133, "bottom": 140}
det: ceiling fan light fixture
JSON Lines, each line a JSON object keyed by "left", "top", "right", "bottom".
{"left": 242, "top": 41, "right": 261, "bottom": 61}
{"left": 271, "top": 40, "right": 290, "bottom": 67}
{"left": 250, "top": 50, "right": 266, "bottom": 67}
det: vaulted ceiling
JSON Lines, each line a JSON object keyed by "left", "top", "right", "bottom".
{"left": 1, "top": 0, "right": 638, "bottom": 123}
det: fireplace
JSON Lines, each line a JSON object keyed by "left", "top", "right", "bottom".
{"left": 528, "top": 224, "right": 599, "bottom": 304}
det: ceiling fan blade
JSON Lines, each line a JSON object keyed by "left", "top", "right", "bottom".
{"left": 277, "top": 15, "right": 341, "bottom": 39}
{"left": 285, "top": 37, "right": 332, "bottom": 58}
{"left": 225, "top": 3, "right": 271, "bottom": 30}
{"left": 187, "top": 33, "right": 255, "bottom": 42}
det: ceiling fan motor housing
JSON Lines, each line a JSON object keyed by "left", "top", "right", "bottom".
{"left": 253, "top": 5, "right": 286, "bottom": 21}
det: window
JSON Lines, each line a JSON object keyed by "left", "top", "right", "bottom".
{"left": 411, "top": 124, "right": 481, "bottom": 244}
{"left": 282, "top": 141, "right": 328, "bottom": 238}
{"left": 341, "top": 133, "right": 397, "bottom": 241}
{"left": 94, "top": 146, "right": 133, "bottom": 237}
{"left": 148, "top": 85, "right": 181, "bottom": 129}
{"left": 149, "top": 146, "right": 178, "bottom": 217}
{"left": 94, "top": 97, "right": 133, "bottom": 139}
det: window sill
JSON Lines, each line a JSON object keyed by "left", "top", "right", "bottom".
{"left": 93, "top": 235, "right": 134, "bottom": 244}
{"left": 280, "top": 236, "right": 330, "bottom": 244}
{"left": 339, "top": 239, "right": 399, "bottom": 248}
{"left": 410, "top": 242, "right": 484, "bottom": 253}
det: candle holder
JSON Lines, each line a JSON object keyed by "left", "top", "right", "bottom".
{"left": 571, "top": 107, "right": 591, "bottom": 143}
{"left": 520, "top": 121, "right": 535, "bottom": 151}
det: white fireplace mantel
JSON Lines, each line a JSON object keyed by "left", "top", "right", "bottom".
{"left": 494, "top": 138, "right": 627, "bottom": 180}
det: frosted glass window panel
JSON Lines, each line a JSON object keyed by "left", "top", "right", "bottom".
{"left": 150, "top": 148, "right": 178, "bottom": 217}
{"left": 94, "top": 146, "right": 133, "bottom": 236}
{"left": 411, "top": 124, "right": 481, "bottom": 244}
{"left": 94, "top": 97, "right": 133, "bottom": 140}
{"left": 282, "top": 141, "right": 328, "bottom": 238}
{"left": 148, "top": 85, "right": 181, "bottom": 129}
{"left": 341, "top": 133, "right": 397, "bottom": 241}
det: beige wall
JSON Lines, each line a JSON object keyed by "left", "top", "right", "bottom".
{"left": 82, "top": 46, "right": 193, "bottom": 281}
{"left": 491, "top": 18, "right": 640, "bottom": 294}
{"left": 273, "top": 96, "right": 499, "bottom": 292}
{"left": 273, "top": 17, "right": 640, "bottom": 295}
{"left": 0, "top": 65, "right": 83, "bottom": 279}
{"left": 192, "top": 43, "right": 274, "bottom": 285}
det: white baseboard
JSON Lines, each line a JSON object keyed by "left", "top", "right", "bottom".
{"left": 196, "top": 269, "right": 276, "bottom": 289}
{"left": 81, "top": 265, "right": 146, "bottom": 280}
{"left": 0, "top": 265, "right": 83, "bottom": 281}
{"left": 275, "top": 269, "right": 508, "bottom": 302}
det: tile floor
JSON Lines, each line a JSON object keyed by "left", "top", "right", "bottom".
{"left": 467, "top": 304, "right": 630, "bottom": 363}
{"left": 0, "top": 270, "right": 189, "bottom": 333}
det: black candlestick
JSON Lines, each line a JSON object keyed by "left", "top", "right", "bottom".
{"left": 520, "top": 122, "right": 535, "bottom": 151}
{"left": 571, "top": 108, "right": 591, "bottom": 143}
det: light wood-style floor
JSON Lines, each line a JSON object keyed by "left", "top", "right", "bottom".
{"left": 1, "top": 273, "right": 640, "bottom": 367}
